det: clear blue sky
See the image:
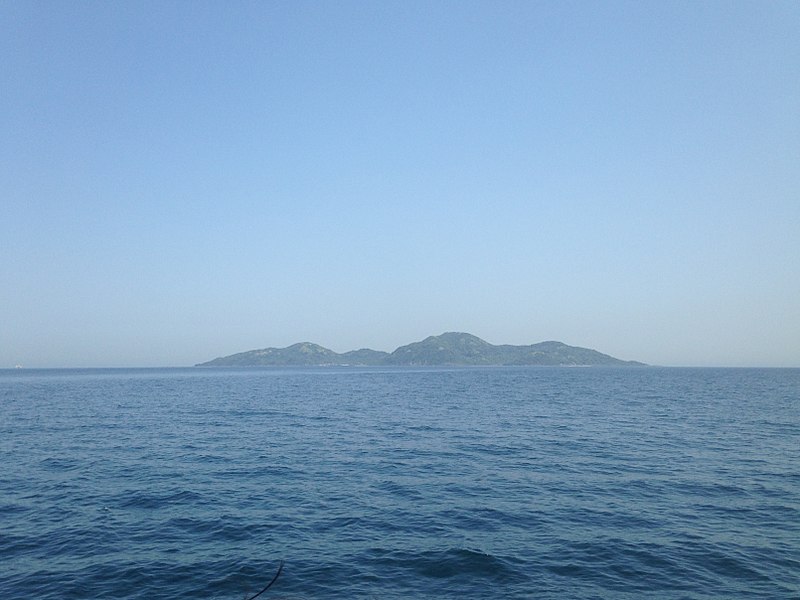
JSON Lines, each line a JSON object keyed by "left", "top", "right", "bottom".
{"left": 2, "top": 1, "right": 798, "bottom": 367}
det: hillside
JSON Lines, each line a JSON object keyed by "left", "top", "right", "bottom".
{"left": 196, "top": 332, "right": 644, "bottom": 367}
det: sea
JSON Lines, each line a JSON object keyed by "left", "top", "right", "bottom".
{"left": 1, "top": 366, "right": 798, "bottom": 599}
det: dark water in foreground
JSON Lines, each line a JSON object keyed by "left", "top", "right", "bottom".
{"left": 1, "top": 367, "right": 798, "bottom": 599}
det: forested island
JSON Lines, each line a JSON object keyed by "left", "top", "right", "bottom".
{"left": 196, "top": 332, "right": 645, "bottom": 367}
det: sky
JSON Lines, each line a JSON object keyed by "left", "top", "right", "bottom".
{"left": 2, "top": 1, "right": 799, "bottom": 368}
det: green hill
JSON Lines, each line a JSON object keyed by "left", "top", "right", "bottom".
{"left": 196, "top": 332, "right": 644, "bottom": 367}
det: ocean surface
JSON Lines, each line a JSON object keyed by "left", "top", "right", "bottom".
{"left": 1, "top": 366, "right": 798, "bottom": 599}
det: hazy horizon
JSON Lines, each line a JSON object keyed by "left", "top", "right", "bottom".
{"left": 4, "top": 330, "right": 798, "bottom": 370}
{"left": 3, "top": 2, "right": 799, "bottom": 369}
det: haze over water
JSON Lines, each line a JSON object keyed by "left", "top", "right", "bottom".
{"left": 2, "top": 366, "right": 798, "bottom": 598}
{"left": 3, "top": 9, "right": 799, "bottom": 597}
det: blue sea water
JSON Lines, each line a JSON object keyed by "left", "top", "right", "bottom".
{"left": 1, "top": 366, "right": 798, "bottom": 599}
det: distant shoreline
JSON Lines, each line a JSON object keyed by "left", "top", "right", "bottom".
{"left": 196, "top": 332, "right": 646, "bottom": 368}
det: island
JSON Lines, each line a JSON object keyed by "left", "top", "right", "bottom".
{"left": 196, "top": 332, "right": 645, "bottom": 367}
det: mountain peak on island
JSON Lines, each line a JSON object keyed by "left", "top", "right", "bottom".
{"left": 196, "top": 332, "right": 645, "bottom": 367}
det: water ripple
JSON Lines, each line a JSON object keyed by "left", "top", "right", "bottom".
{"left": 1, "top": 366, "right": 798, "bottom": 598}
